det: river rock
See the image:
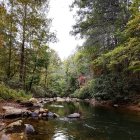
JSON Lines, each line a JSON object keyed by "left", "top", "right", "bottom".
{"left": 71, "top": 98, "right": 80, "bottom": 102}
{"left": 0, "top": 123, "right": 5, "bottom": 131}
{"left": 38, "top": 114, "right": 42, "bottom": 118}
{"left": 50, "top": 98, "right": 54, "bottom": 102}
{"left": 7, "top": 120, "right": 23, "bottom": 129}
{"left": 47, "top": 111, "right": 58, "bottom": 118}
{"left": 23, "top": 111, "right": 31, "bottom": 117}
{"left": 57, "top": 97, "right": 65, "bottom": 102}
{"left": 44, "top": 98, "right": 50, "bottom": 102}
{"left": 29, "top": 98, "right": 38, "bottom": 104}
{"left": 53, "top": 113, "right": 59, "bottom": 118}
{"left": 31, "top": 112, "right": 38, "bottom": 118}
{"left": 2, "top": 106, "right": 27, "bottom": 119}
{"left": 34, "top": 110, "right": 39, "bottom": 114}
{"left": 84, "top": 99, "right": 90, "bottom": 102}
{"left": 47, "top": 112, "right": 54, "bottom": 117}
{"left": 67, "top": 113, "right": 80, "bottom": 118}
{"left": 42, "top": 113, "right": 47, "bottom": 117}
{"left": 20, "top": 101, "right": 33, "bottom": 107}
{"left": 53, "top": 97, "right": 57, "bottom": 101}
{"left": 65, "top": 97, "right": 71, "bottom": 102}
{"left": 24, "top": 124, "right": 35, "bottom": 134}
{"left": 39, "top": 108, "right": 48, "bottom": 114}
{"left": 113, "top": 104, "right": 119, "bottom": 108}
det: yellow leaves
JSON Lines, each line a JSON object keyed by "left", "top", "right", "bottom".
{"left": 125, "top": 13, "right": 140, "bottom": 38}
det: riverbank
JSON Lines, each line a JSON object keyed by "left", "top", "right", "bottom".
{"left": 88, "top": 98, "right": 140, "bottom": 112}
{"left": 0, "top": 97, "right": 140, "bottom": 117}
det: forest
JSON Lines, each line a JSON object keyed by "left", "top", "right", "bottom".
{"left": 0, "top": 0, "right": 140, "bottom": 104}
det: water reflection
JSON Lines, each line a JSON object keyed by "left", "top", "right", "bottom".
{"left": 53, "top": 129, "right": 71, "bottom": 140}
{"left": 1, "top": 101, "right": 140, "bottom": 140}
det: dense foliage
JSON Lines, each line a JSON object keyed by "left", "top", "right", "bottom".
{"left": 0, "top": 0, "right": 61, "bottom": 99}
{"left": 0, "top": 83, "right": 31, "bottom": 101}
{"left": 0, "top": 0, "right": 139, "bottom": 102}
{"left": 68, "top": 0, "right": 140, "bottom": 101}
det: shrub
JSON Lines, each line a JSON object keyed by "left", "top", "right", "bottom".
{"left": 32, "top": 86, "right": 57, "bottom": 98}
{"left": 92, "top": 74, "right": 137, "bottom": 101}
{"left": 70, "top": 73, "right": 137, "bottom": 101}
{"left": 71, "top": 80, "right": 93, "bottom": 99}
{"left": 0, "top": 83, "right": 31, "bottom": 101}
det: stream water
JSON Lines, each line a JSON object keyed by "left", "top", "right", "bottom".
{"left": 1, "top": 101, "right": 140, "bottom": 140}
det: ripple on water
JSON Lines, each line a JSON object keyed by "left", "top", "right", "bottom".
{"left": 52, "top": 129, "right": 73, "bottom": 140}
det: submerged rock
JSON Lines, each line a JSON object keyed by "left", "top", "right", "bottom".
{"left": 47, "top": 112, "right": 54, "bottom": 117}
{"left": 24, "top": 124, "right": 35, "bottom": 134}
{"left": 47, "top": 112, "right": 59, "bottom": 118}
{"left": 67, "top": 113, "right": 80, "bottom": 118}
{"left": 31, "top": 112, "right": 39, "bottom": 118}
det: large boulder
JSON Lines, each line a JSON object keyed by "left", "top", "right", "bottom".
{"left": 2, "top": 106, "right": 28, "bottom": 119}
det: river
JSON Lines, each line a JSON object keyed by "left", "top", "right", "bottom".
{"left": 1, "top": 101, "right": 140, "bottom": 140}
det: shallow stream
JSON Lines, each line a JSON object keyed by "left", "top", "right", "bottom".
{"left": 1, "top": 101, "right": 140, "bottom": 140}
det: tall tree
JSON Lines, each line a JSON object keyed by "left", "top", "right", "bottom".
{"left": 71, "top": 0, "right": 130, "bottom": 56}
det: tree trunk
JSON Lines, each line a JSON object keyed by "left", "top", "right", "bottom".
{"left": 7, "top": 1, "right": 14, "bottom": 79}
{"left": 19, "top": 4, "right": 27, "bottom": 85}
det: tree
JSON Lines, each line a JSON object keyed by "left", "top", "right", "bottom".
{"left": 0, "top": 0, "right": 56, "bottom": 92}
{"left": 71, "top": 0, "right": 130, "bottom": 57}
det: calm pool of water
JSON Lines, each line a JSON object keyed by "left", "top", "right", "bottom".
{"left": 1, "top": 101, "right": 140, "bottom": 140}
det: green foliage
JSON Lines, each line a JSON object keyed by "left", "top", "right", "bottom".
{"left": 93, "top": 41, "right": 140, "bottom": 74}
{"left": 0, "top": 0, "right": 139, "bottom": 102}
{"left": 92, "top": 74, "right": 128, "bottom": 100}
{"left": 32, "top": 86, "right": 57, "bottom": 98}
{"left": 71, "top": 80, "right": 94, "bottom": 99}
{"left": 0, "top": 0, "right": 59, "bottom": 99}
{"left": 64, "top": 0, "right": 140, "bottom": 101}
{"left": 0, "top": 83, "right": 31, "bottom": 101}
{"left": 71, "top": 0, "right": 130, "bottom": 56}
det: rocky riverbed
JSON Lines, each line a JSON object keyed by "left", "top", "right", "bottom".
{"left": 0, "top": 97, "right": 81, "bottom": 136}
{"left": 0, "top": 97, "right": 140, "bottom": 140}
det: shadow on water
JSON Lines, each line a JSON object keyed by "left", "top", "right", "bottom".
{"left": 1, "top": 101, "right": 140, "bottom": 140}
